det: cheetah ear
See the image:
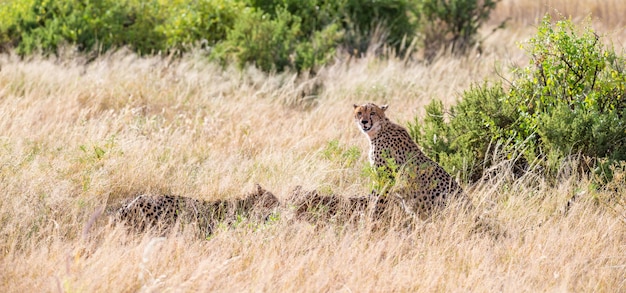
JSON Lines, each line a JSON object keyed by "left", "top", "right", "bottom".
{"left": 353, "top": 104, "right": 359, "bottom": 109}
{"left": 380, "top": 104, "right": 389, "bottom": 111}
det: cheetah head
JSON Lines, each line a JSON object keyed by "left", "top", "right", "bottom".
{"left": 353, "top": 103, "right": 388, "bottom": 136}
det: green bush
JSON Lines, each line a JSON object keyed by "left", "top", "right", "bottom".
{"left": 0, "top": 0, "right": 242, "bottom": 55}
{"left": 0, "top": 0, "right": 500, "bottom": 71}
{"left": 245, "top": 0, "right": 418, "bottom": 55}
{"left": 213, "top": 5, "right": 344, "bottom": 72}
{"left": 244, "top": 0, "right": 337, "bottom": 35}
{"left": 411, "top": 15, "right": 626, "bottom": 183}
{"left": 337, "top": 0, "right": 418, "bottom": 55}
{"left": 212, "top": 7, "right": 301, "bottom": 72}
{"left": 0, "top": 0, "right": 165, "bottom": 55}
{"left": 156, "top": 0, "right": 244, "bottom": 51}
{"left": 417, "top": 0, "right": 503, "bottom": 60}
{"left": 0, "top": 0, "right": 420, "bottom": 71}
{"left": 217, "top": 0, "right": 417, "bottom": 71}
{"left": 0, "top": 0, "right": 33, "bottom": 50}
{"left": 409, "top": 84, "right": 518, "bottom": 182}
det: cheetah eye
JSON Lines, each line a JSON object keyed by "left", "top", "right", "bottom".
{"left": 357, "top": 112, "right": 362, "bottom": 116}
{"left": 370, "top": 112, "right": 376, "bottom": 117}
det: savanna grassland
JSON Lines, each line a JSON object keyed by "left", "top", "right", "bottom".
{"left": 1, "top": 0, "right": 626, "bottom": 291}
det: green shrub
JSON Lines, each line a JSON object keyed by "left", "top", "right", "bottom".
{"left": 246, "top": 0, "right": 418, "bottom": 55}
{"left": 117, "top": 1, "right": 166, "bottom": 54}
{"left": 211, "top": 0, "right": 500, "bottom": 71}
{"left": 411, "top": 15, "right": 626, "bottom": 183}
{"left": 0, "top": 0, "right": 166, "bottom": 55}
{"left": 293, "top": 23, "right": 343, "bottom": 71}
{"left": 409, "top": 84, "right": 518, "bottom": 182}
{"left": 337, "top": 0, "right": 418, "bottom": 55}
{"left": 0, "top": 0, "right": 499, "bottom": 71}
{"left": 417, "top": 0, "right": 503, "bottom": 60}
{"left": 244, "top": 0, "right": 337, "bottom": 35}
{"left": 1, "top": 0, "right": 243, "bottom": 55}
{"left": 211, "top": 7, "right": 301, "bottom": 72}
{"left": 156, "top": 0, "right": 244, "bottom": 51}
{"left": 0, "top": 0, "right": 33, "bottom": 51}
{"left": 362, "top": 151, "right": 401, "bottom": 196}
{"left": 223, "top": 0, "right": 416, "bottom": 71}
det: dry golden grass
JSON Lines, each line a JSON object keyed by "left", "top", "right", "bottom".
{"left": 492, "top": 0, "right": 626, "bottom": 29}
{"left": 1, "top": 1, "right": 626, "bottom": 291}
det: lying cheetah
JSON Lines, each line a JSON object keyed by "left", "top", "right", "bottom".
{"left": 288, "top": 185, "right": 406, "bottom": 227}
{"left": 353, "top": 103, "right": 468, "bottom": 219}
{"left": 115, "top": 184, "right": 279, "bottom": 235}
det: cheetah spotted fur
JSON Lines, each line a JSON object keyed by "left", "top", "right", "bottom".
{"left": 353, "top": 102, "right": 468, "bottom": 219}
{"left": 115, "top": 184, "right": 279, "bottom": 235}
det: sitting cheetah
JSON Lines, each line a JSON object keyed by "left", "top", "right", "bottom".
{"left": 353, "top": 103, "right": 468, "bottom": 219}
{"left": 115, "top": 184, "right": 279, "bottom": 235}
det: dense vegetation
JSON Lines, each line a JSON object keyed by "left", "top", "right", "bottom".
{"left": 0, "top": 0, "right": 500, "bottom": 71}
{"left": 411, "top": 16, "right": 626, "bottom": 184}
